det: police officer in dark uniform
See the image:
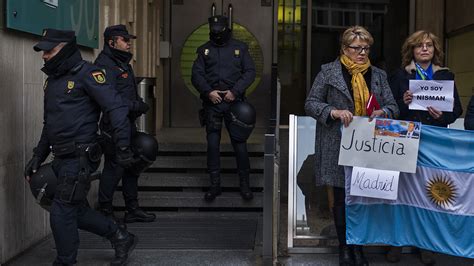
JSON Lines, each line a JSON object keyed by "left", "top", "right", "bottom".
{"left": 95, "top": 25, "right": 156, "bottom": 223}
{"left": 25, "top": 29, "right": 137, "bottom": 265}
{"left": 191, "top": 16, "right": 256, "bottom": 201}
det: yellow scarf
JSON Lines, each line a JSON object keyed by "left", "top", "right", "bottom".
{"left": 340, "top": 54, "right": 371, "bottom": 116}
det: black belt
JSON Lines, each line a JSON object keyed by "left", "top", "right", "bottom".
{"left": 51, "top": 141, "right": 96, "bottom": 157}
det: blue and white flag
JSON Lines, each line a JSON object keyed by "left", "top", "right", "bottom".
{"left": 345, "top": 125, "right": 474, "bottom": 258}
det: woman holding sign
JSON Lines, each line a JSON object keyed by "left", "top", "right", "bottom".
{"left": 387, "top": 31, "right": 463, "bottom": 265}
{"left": 390, "top": 30, "right": 463, "bottom": 128}
{"left": 305, "top": 26, "right": 399, "bottom": 266}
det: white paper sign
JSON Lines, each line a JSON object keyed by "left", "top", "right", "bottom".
{"left": 338, "top": 117, "right": 420, "bottom": 173}
{"left": 409, "top": 80, "right": 454, "bottom": 112}
{"left": 350, "top": 166, "right": 400, "bottom": 200}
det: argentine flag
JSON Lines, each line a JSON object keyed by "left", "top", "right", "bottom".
{"left": 345, "top": 125, "right": 474, "bottom": 258}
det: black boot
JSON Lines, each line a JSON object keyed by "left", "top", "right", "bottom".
{"left": 333, "top": 206, "right": 355, "bottom": 266}
{"left": 353, "top": 245, "right": 369, "bottom": 266}
{"left": 204, "top": 174, "right": 221, "bottom": 201}
{"left": 108, "top": 228, "right": 138, "bottom": 266}
{"left": 124, "top": 208, "right": 156, "bottom": 223}
{"left": 339, "top": 245, "right": 355, "bottom": 266}
{"left": 239, "top": 175, "right": 253, "bottom": 200}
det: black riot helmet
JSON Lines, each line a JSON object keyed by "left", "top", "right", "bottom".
{"left": 129, "top": 132, "right": 159, "bottom": 175}
{"left": 227, "top": 101, "right": 256, "bottom": 142}
{"left": 29, "top": 163, "right": 57, "bottom": 211}
{"left": 209, "top": 15, "right": 231, "bottom": 46}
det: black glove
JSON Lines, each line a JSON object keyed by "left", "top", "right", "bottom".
{"left": 24, "top": 155, "right": 41, "bottom": 180}
{"left": 116, "top": 146, "right": 134, "bottom": 169}
{"left": 132, "top": 100, "right": 150, "bottom": 114}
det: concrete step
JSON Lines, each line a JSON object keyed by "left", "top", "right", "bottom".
{"left": 151, "top": 156, "right": 264, "bottom": 170}
{"left": 135, "top": 173, "right": 264, "bottom": 188}
{"left": 113, "top": 191, "right": 263, "bottom": 208}
{"left": 158, "top": 142, "right": 264, "bottom": 153}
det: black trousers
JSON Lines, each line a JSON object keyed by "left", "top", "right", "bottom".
{"left": 333, "top": 186, "right": 347, "bottom": 246}
{"left": 205, "top": 102, "right": 250, "bottom": 177}
{"left": 98, "top": 141, "right": 139, "bottom": 211}
{"left": 51, "top": 156, "right": 117, "bottom": 265}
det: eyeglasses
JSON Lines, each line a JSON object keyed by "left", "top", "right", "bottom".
{"left": 347, "top": 46, "right": 370, "bottom": 54}
{"left": 415, "top": 43, "right": 434, "bottom": 49}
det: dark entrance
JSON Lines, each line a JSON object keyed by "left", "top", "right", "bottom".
{"left": 168, "top": 0, "right": 274, "bottom": 128}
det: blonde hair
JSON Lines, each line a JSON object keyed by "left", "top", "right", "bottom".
{"left": 401, "top": 30, "right": 443, "bottom": 67}
{"left": 340, "top": 26, "right": 374, "bottom": 54}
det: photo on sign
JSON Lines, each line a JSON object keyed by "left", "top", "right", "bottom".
{"left": 374, "top": 119, "right": 421, "bottom": 139}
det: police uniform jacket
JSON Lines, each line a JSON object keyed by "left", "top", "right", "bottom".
{"left": 191, "top": 38, "right": 256, "bottom": 104}
{"left": 389, "top": 61, "right": 463, "bottom": 127}
{"left": 34, "top": 50, "right": 131, "bottom": 161}
{"left": 95, "top": 45, "right": 144, "bottom": 135}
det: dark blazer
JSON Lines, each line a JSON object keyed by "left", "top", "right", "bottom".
{"left": 399, "top": 130, "right": 420, "bottom": 139}
{"left": 465, "top": 96, "right": 474, "bottom": 130}
{"left": 304, "top": 59, "right": 399, "bottom": 188}
{"left": 389, "top": 61, "right": 463, "bottom": 127}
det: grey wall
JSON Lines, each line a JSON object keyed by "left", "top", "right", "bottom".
{"left": 0, "top": 27, "right": 49, "bottom": 264}
{"left": 0, "top": 26, "right": 95, "bottom": 264}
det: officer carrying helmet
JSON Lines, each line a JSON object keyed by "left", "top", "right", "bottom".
{"left": 95, "top": 24, "right": 157, "bottom": 223}
{"left": 191, "top": 15, "right": 257, "bottom": 201}
{"left": 25, "top": 29, "right": 137, "bottom": 265}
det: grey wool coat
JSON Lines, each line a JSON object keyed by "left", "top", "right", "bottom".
{"left": 304, "top": 59, "right": 399, "bottom": 188}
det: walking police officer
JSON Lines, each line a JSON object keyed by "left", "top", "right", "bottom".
{"left": 95, "top": 25, "right": 156, "bottom": 223}
{"left": 25, "top": 29, "right": 137, "bottom": 265}
{"left": 191, "top": 15, "right": 256, "bottom": 201}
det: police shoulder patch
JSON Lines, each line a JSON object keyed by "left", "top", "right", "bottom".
{"left": 91, "top": 71, "right": 106, "bottom": 84}
{"left": 67, "top": 81, "right": 75, "bottom": 90}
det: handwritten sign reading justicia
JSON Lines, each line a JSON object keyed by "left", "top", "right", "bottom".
{"left": 338, "top": 117, "right": 419, "bottom": 173}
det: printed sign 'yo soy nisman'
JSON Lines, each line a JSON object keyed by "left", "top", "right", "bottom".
{"left": 409, "top": 80, "right": 454, "bottom": 112}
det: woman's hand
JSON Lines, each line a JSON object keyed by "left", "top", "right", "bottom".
{"left": 331, "top": 109, "right": 353, "bottom": 127}
{"left": 369, "top": 109, "right": 386, "bottom": 121}
{"left": 403, "top": 90, "right": 413, "bottom": 105}
{"left": 427, "top": 106, "right": 443, "bottom": 120}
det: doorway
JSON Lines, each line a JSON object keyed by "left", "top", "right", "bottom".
{"left": 168, "top": 0, "right": 274, "bottom": 128}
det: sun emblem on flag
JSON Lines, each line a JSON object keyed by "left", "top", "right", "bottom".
{"left": 426, "top": 175, "right": 457, "bottom": 208}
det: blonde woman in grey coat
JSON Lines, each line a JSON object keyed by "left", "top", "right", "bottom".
{"left": 304, "top": 26, "right": 399, "bottom": 266}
